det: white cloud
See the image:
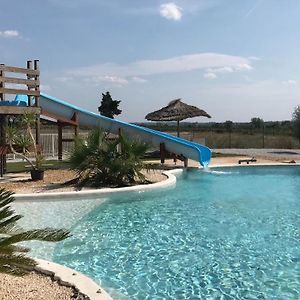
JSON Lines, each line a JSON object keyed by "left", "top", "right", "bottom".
{"left": 131, "top": 76, "right": 147, "bottom": 83}
{"left": 282, "top": 80, "right": 297, "bottom": 86}
{"left": 204, "top": 72, "right": 217, "bottom": 79}
{"left": 92, "top": 75, "right": 128, "bottom": 86}
{"left": 160, "top": 3, "right": 182, "bottom": 21}
{"left": 69, "top": 53, "right": 253, "bottom": 81}
{"left": 0, "top": 30, "right": 19, "bottom": 38}
{"left": 207, "top": 63, "right": 252, "bottom": 74}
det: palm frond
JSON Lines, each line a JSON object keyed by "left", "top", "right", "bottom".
{"left": 69, "top": 128, "right": 151, "bottom": 187}
{"left": 0, "top": 189, "right": 15, "bottom": 208}
{"left": 0, "top": 229, "right": 71, "bottom": 248}
{"left": 0, "top": 189, "right": 70, "bottom": 276}
{"left": 0, "top": 254, "right": 37, "bottom": 276}
{"left": 0, "top": 215, "right": 22, "bottom": 233}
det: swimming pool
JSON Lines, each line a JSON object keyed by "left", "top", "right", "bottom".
{"left": 21, "top": 166, "right": 300, "bottom": 299}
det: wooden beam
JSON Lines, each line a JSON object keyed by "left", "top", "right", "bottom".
{"left": 62, "top": 138, "right": 74, "bottom": 142}
{"left": 0, "top": 116, "right": 6, "bottom": 176}
{"left": 184, "top": 158, "right": 188, "bottom": 168}
{"left": 0, "top": 65, "right": 39, "bottom": 76}
{"left": 72, "top": 112, "right": 79, "bottom": 136}
{"left": 42, "top": 110, "right": 79, "bottom": 126}
{"left": 33, "top": 60, "right": 40, "bottom": 145}
{"left": 0, "top": 106, "right": 41, "bottom": 115}
{"left": 0, "top": 87, "right": 40, "bottom": 96}
{"left": 0, "top": 145, "right": 10, "bottom": 155}
{"left": 27, "top": 61, "right": 33, "bottom": 106}
{"left": 160, "top": 142, "right": 165, "bottom": 164}
{"left": 0, "top": 76, "right": 40, "bottom": 87}
{"left": 58, "top": 123, "right": 63, "bottom": 160}
{"left": 0, "top": 64, "right": 4, "bottom": 101}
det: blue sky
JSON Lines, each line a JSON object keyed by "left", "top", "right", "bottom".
{"left": 1, "top": 0, "right": 300, "bottom": 122}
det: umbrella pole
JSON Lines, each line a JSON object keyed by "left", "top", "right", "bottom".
{"left": 177, "top": 120, "right": 180, "bottom": 137}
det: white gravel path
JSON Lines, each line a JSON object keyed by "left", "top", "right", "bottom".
{"left": 0, "top": 272, "right": 77, "bottom": 300}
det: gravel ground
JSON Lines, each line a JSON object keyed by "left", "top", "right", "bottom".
{"left": 213, "top": 148, "right": 300, "bottom": 161}
{"left": 0, "top": 271, "right": 89, "bottom": 300}
{"left": 0, "top": 169, "right": 167, "bottom": 194}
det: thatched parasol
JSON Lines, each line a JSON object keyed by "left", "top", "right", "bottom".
{"left": 145, "top": 99, "right": 211, "bottom": 137}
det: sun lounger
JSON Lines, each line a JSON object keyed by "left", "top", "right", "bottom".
{"left": 238, "top": 157, "right": 257, "bottom": 164}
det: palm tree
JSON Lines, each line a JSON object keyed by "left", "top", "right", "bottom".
{"left": 0, "top": 188, "right": 70, "bottom": 276}
{"left": 69, "top": 129, "right": 149, "bottom": 187}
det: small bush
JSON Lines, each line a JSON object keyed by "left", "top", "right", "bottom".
{"left": 69, "top": 129, "right": 150, "bottom": 187}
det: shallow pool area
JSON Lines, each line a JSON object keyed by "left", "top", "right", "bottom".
{"left": 17, "top": 166, "right": 300, "bottom": 299}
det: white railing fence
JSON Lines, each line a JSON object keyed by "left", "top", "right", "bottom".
{"left": 6, "top": 132, "right": 89, "bottom": 160}
{"left": 40, "top": 133, "right": 89, "bottom": 157}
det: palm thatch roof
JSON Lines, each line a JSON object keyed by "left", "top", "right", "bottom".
{"left": 145, "top": 99, "right": 211, "bottom": 121}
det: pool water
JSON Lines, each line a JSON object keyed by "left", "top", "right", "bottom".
{"left": 53, "top": 166, "right": 300, "bottom": 299}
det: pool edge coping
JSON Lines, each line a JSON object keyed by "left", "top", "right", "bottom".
{"left": 13, "top": 169, "right": 183, "bottom": 201}
{"left": 35, "top": 258, "right": 112, "bottom": 300}
{"left": 209, "top": 162, "right": 300, "bottom": 168}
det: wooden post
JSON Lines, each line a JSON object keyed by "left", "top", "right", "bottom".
{"left": 27, "top": 60, "right": 33, "bottom": 106}
{"left": 117, "top": 127, "right": 123, "bottom": 153}
{"left": 160, "top": 142, "right": 165, "bottom": 164}
{"left": 0, "top": 117, "right": 5, "bottom": 177}
{"left": 58, "top": 122, "right": 63, "bottom": 160}
{"left": 73, "top": 112, "right": 79, "bottom": 136}
{"left": 184, "top": 157, "right": 188, "bottom": 168}
{"left": 34, "top": 60, "right": 40, "bottom": 146}
{"left": 176, "top": 119, "right": 180, "bottom": 137}
{"left": 0, "top": 64, "right": 6, "bottom": 176}
{"left": 262, "top": 125, "right": 265, "bottom": 148}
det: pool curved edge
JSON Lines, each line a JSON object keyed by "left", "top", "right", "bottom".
{"left": 35, "top": 259, "right": 112, "bottom": 300}
{"left": 209, "top": 162, "right": 299, "bottom": 168}
{"left": 13, "top": 169, "right": 183, "bottom": 202}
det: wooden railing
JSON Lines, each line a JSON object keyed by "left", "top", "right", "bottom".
{"left": 0, "top": 60, "right": 41, "bottom": 176}
{"left": 0, "top": 60, "right": 40, "bottom": 103}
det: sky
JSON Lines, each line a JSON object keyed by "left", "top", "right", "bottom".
{"left": 1, "top": 0, "right": 300, "bottom": 122}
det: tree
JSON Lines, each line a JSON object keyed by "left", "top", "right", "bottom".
{"left": 0, "top": 188, "right": 70, "bottom": 276}
{"left": 98, "top": 92, "right": 122, "bottom": 119}
{"left": 69, "top": 129, "right": 149, "bottom": 187}
{"left": 250, "top": 117, "right": 264, "bottom": 129}
{"left": 224, "top": 120, "right": 233, "bottom": 132}
{"left": 292, "top": 105, "right": 300, "bottom": 141}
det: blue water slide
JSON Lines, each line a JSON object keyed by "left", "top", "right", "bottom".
{"left": 38, "top": 93, "right": 211, "bottom": 166}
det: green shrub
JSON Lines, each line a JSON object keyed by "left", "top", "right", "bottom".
{"left": 69, "top": 129, "right": 150, "bottom": 187}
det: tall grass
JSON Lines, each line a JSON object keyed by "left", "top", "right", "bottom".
{"left": 165, "top": 131, "right": 299, "bottom": 149}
